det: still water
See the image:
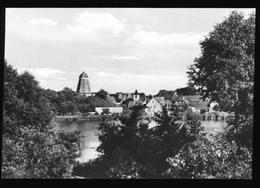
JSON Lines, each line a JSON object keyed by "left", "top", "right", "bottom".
{"left": 54, "top": 121, "right": 101, "bottom": 162}
{"left": 54, "top": 120, "right": 226, "bottom": 163}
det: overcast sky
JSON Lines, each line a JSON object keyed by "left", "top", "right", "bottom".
{"left": 5, "top": 8, "right": 255, "bottom": 95}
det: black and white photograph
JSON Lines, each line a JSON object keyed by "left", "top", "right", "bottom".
{"left": 2, "top": 8, "right": 255, "bottom": 179}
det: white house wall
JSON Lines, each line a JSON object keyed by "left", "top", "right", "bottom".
{"left": 95, "top": 107, "right": 123, "bottom": 114}
{"left": 145, "top": 98, "right": 163, "bottom": 116}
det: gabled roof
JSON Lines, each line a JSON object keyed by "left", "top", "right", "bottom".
{"left": 184, "top": 95, "right": 200, "bottom": 102}
{"left": 189, "top": 101, "right": 208, "bottom": 109}
{"left": 128, "top": 100, "right": 142, "bottom": 107}
{"left": 146, "top": 97, "right": 161, "bottom": 106}
{"left": 109, "top": 96, "right": 116, "bottom": 102}
{"left": 173, "top": 96, "right": 189, "bottom": 103}
{"left": 154, "top": 97, "right": 166, "bottom": 106}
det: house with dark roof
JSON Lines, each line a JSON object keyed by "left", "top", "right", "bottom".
{"left": 113, "top": 89, "right": 145, "bottom": 103}
{"left": 173, "top": 94, "right": 209, "bottom": 113}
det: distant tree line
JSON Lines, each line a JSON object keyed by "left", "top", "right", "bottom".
{"left": 44, "top": 87, "right": 115, "bottom": 116}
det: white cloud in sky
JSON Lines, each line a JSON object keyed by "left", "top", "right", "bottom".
{"left": 126, "top": 29, "right": 207, "bottom": 47}
{"left": 70, "top": 12, "right": 126, "bottom": 35}
{"left": 97, "top": 54, "right": 142, "bottom": 61}
{"left": 7, "top": 11, "right": 206, "bottom": 47}
{"left": 17, "top": 68, "right": 77, "bottom": 80}
{"left": 7, "top": 11, "right": 127, "bottom": 43}
{"left": 30, "top": 18, "right": 58, "bottom": 26}
{"left": 91, "top": 71, "right": 187, "bottom": 94}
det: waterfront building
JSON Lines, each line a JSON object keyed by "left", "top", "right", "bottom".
{"left": 173, "top": 95, "right": 209, "bottom": 113}
{"left": 95, "top": 106, "right": 123, "bottom": 115}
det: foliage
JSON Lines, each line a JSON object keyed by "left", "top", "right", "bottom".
{"left": 200, "top": 109, "right": 207, "bottom": 114}
{"left": 101, "top": 108, "right": 110, "bottom": 115}
{"left": 224, "top": 114, "right": 253, "bottom": 150}
{"left": 156, "top": 90, "right": 176, "bottom": 98}
{"left": 2, "top": 61, "right": 80, "bottom": 178}
{"left": 187, "top": 11, "right": 254, "bottom": 149}
{"left": 166, "top": 131, "right": 252, "bottom": 179}
{"left": 212, "top": 104, "right": 220, "bottom": 111}
{"left": 47, "top": 87, "right": 115, "bottom": 115}
{"left": 176, "top": 87, "right": 197, "bottom": 96}
{"left": 95, "top": 89, "right": 108, "bottom": 99}
{"left": 187, "top": 11, "right": 254, "bottom": 112}
{"left": 74, "top": 105, "right": 205, "bottom": 179}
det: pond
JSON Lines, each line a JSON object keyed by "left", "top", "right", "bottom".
{"left": 54, "top": 121, "right": 101, "bottom": 163}
{"left": 54, "top": 119, "right": 227, "bottom": 163}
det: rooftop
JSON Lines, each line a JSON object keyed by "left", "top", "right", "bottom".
{"left": 79, "top": 71, "right": 89, "bottom": 78}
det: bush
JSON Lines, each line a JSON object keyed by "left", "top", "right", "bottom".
{"left": 166, "top": 131, "right": 252, "bottom": 179}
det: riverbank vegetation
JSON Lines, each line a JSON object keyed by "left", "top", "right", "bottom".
{"left": 44, "top": 87, "right": 115, "bottom": 116}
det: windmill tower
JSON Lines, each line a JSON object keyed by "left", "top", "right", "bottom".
{"left": 76, "top": 71, "right": 92, "bottom": 97}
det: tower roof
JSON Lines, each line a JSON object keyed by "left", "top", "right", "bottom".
{"left": 76, "top": 71, "right": 91, "bottom": 94}
{"left": 79, "top": 71, "right": 88, "bottom": 78}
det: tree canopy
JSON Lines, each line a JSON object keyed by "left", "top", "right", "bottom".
{"left": 176, "top": 87, "right": 197, "bottom": 96}
{"left": 187, "top": 11, "right": 254, "bottom": 115}
{"left": 2, "top": 61, "right": 80, "bottom": 178}
{"left": 187, "top": 11, "right": 254, "bottom": 149}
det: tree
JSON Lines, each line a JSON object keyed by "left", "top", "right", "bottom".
{"left": 212, "top": 104, "right": 220, "bottom": 111}
{"left": 176, "top": 87, "right": 197, "bottom": 96}
{"left": 152, "top": 106, "right": 204, "bottom": 176}
{"left": 95, "top": 89, "right": 108, "bottom": 99}
{"left": 187, "top": 11, "right": 254, "bottom": 148}
{"left": 2, "top": 61, "right": 80, "bottom": 178}
{"left": 101, "top": 108, "right": 110, "bottom": 115}
{"left": 166, "top": 131, "right": 252, "bottom": 179}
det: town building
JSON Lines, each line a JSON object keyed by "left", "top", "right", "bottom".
{"left": 145, "top": 96, "right": 166, "bottom": 116}
{"left": 95, "top": 106, "right": 123, "bottom": 115}
{"left": 172, "top": 95, "right": 209, "bottom": 113}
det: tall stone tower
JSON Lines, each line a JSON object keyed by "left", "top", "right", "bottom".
{"left": 76, "top": 71, "right": 92, "bottom": 97}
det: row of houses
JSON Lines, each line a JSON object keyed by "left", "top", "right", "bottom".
{"left": 94, "top": 89, "right": 216, "bottom": 117}
{"left": 76, "top": 71, "right": 220, "bottom": 117}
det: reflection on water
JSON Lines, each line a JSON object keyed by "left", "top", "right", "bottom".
{"left": 54, "top": 121, "right": 101, "bottom": 163}
{"left": 201, "top": 120, "right": 227, "bottom": 133}
{"left": 54, "top": 119, "right": 227, "bottom": 163}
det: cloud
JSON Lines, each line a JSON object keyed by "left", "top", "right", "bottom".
{"left": 97, "top": 54, "right": 142, "bottom": 61}
{"left": 69, "top": 12, "right": 126, "bottom": 36}
{"left": 7, "top": 10, "right": 206, "bottom": 51}
{"left": 126, "top": 29, "right": 207, "bottom": 47}
{"left": 91, "top": 71, "right": 187, "bottom": 94}
{"left": 17, "top": 68, "right": 77, "bottom": 80}
{"left": 30, "top": 18, "right": 58, "bottom": 26}
{"left": 112, "top": 56, "right": 142, "bottom": 61}
{"left": 7, "top": 11, "right": 127, "bottom": 44}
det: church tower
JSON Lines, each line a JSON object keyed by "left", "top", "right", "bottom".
{"left": 76, "top": 71, "right": 92, "bottom": 97}
{"left": 133, "top": 89, "right": 140, "bottom": 101}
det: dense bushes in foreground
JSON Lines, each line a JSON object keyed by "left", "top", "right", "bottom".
{"left": 73, "top": 106, "right": 252, "bottom": 179}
